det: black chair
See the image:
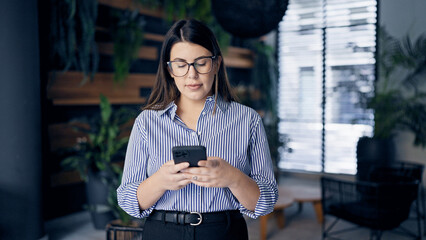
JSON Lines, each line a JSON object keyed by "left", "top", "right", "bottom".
{"left": 359, "top": 161, "right": 425, "bottom": 235}
{"left": 358, "top": 161, "right": 423, "bottom": 183}
{"left": 321, "top": 176, "right": 421, "bottom": 240}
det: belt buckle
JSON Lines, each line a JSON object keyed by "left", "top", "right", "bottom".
{"left": 190, "top": 212, "right": 202, "bottom": 226}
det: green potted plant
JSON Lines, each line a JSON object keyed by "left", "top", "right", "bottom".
{"left": 356, "top": 27, "right": 426, "bottom": 175}
{"left": 61, "top": 94, "right": 136, "bottom": 229}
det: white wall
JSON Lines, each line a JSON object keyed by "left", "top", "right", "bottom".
{"left": 380, "top": 0, "right": 426, "bottom": 39}
{"left": 379, "top": 0, "right": 426, "bottom": 165}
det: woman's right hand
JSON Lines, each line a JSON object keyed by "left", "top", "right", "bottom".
{"left": 154, "top": 160, "right": 192, "bottom": 191}
{"left": 137, "top": 160, "right": 191, "bottom": 210}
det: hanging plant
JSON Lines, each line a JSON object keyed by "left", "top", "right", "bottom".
{"left": 211, "top": 0, "right": 289, "bottom": 38}
{"left": 138, "top": 0, "right": 211, "bottom": 22}
{"left": 112, "top": 10, "right": 145, "bottom": 84}
{"left": 50, "top": 0, "right": 99, "bottom": 85}
{"left": 136, "top": 0, "right": 231, "bottom": 50}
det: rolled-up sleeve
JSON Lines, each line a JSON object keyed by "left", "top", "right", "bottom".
{"left": 117, "top": 115, "right": 155, "bottom": 218}
{"left": 239, "top": 116, "right": 278, "bottom": 219}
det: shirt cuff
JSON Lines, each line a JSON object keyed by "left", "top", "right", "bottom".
{"left": 238, "top": 180, "right": 278, "bottom": 219}
{"left": 117, "top": 181, "right": 156, "bottom": 218}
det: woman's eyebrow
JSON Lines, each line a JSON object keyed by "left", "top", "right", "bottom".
{"left": 194, "top": 55, "right": 211, "bottom": 61}
{"left": 171, "top": 57, "right": 187, "bottom": 62}
{"left": 171, "top": 55, "right": 211, "bottom": 62}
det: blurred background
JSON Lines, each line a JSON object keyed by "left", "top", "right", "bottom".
{"left": 0, "top": 0, "right": 425, "bottom": 239}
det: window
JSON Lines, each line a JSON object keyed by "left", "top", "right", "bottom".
{"left": 278, "top": 0, "right": 377, "bottom": 174}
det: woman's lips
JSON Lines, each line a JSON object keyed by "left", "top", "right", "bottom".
{"left": 186, "top": 84, "right": 202, "bottom": 90}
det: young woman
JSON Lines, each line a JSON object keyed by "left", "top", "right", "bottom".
{"left": 117, "top": 19, "right": 278, "bottom": 240}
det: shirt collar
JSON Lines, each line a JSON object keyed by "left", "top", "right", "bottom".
{"left": 206, "top": 95, "right": 230, "bottom": 113}
{"left": 155, "top": 95, "right": 231, "bottom": 118}
{"left": 156, "top": 102, "right": 177, "bottom": 118}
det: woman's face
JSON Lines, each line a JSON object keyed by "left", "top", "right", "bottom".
{"left": 168, "top": 41, "right": 220, "bottom": 104}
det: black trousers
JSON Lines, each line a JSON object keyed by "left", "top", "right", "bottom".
{"left": 142, "top": 211, "right": 249, "bottom": 240}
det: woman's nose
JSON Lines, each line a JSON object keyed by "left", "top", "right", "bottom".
{"left": 187, "top": 64, "right": 199, "bottom": 79}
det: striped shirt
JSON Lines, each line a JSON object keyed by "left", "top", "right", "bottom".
{"left": 117, "top": 96, "right": 278, "bottom": 219}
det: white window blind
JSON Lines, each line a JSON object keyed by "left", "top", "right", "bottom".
{"left": 278, "top": 0, "right": 377, "bottom": 174}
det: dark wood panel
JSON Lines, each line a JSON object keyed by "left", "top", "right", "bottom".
{"left": 97, "top": 43, "right": 158, "bottom": 60}
{"left": 48, "top": 122, "right": 88, "bottom": 152}
{"left": 224, "top": 46, "right": 255, "bottom": 69}
{"left": 47, "top": 71, "right": 155, "bottom": 105}
{"left": 50, "top": 170, "right": 83, "bottom": 187}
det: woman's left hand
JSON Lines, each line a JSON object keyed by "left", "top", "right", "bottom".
{"left": 181, "top": 157, "right": 240, "bottom": 188}
{"left": 183, "top": 157, "right": 260, "bottom": 211}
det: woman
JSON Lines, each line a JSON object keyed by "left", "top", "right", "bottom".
{"left": 117, "top": 19, "right": 278, "bottom": 240}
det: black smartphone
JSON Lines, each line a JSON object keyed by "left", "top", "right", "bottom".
{"left": 172, "top": 145, "right": 206, "bottom": 167}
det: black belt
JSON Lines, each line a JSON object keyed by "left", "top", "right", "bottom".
{"left": 149, "top": 210, "right": 242, "bottom": 226}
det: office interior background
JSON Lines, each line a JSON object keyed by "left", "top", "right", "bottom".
{"left": 0, "top": 0, "right": 425, "bottom": 239}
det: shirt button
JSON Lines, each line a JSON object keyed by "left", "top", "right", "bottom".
{"left": 198, "top": 131, "right": 201, "bottom": 135}
{"left": 202, "top": 112, "right": 206, "bottom": 115}
{"left": 191, "top": 132, "right": 197, "bottom": 137}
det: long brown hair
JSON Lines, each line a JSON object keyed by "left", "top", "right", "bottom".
{"left": 143, "top": 19, "right": 236, "bottom": 111}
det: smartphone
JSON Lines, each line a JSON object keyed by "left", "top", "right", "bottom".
{"left": 172, "top": 145, "right": 206, "bottom": 167}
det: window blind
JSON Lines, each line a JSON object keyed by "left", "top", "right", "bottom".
{"left": 278, "top": 0, "right": 377, "bottom": 174}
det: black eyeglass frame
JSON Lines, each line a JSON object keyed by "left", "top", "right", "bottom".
{"left": 167, "top": 56, "right": 217, "bottom": 77}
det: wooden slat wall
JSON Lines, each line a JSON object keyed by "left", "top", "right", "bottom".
{"left": 144, "top": 32, "right": 165, "bottom": 42}
{"left": 95, "top": 26, "right": 166, "bottom": 43}
{"left": 50, "top": 170, "right": 83, "bottom": 187}
{"left": 224, "top": 47, "right": 255, "bottom": 69}
{"left": 48, "top": 122, "right": 87, "bottom": 187}
{"left": 97, "top": 43, "right": 158, "bottom": 60}
{"left": 47, "top": 72, "right": 156, "bottom": 105}
{"left": 48, "top": 122, "right": 88, "bottom": 152}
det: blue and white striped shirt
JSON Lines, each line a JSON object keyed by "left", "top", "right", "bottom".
{"left": 117, "top": 96, "right": 278, "bottom": 219}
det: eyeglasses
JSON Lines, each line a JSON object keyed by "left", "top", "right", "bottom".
{"left": 167, "top": 56, "right": 216, "bottom": 77}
